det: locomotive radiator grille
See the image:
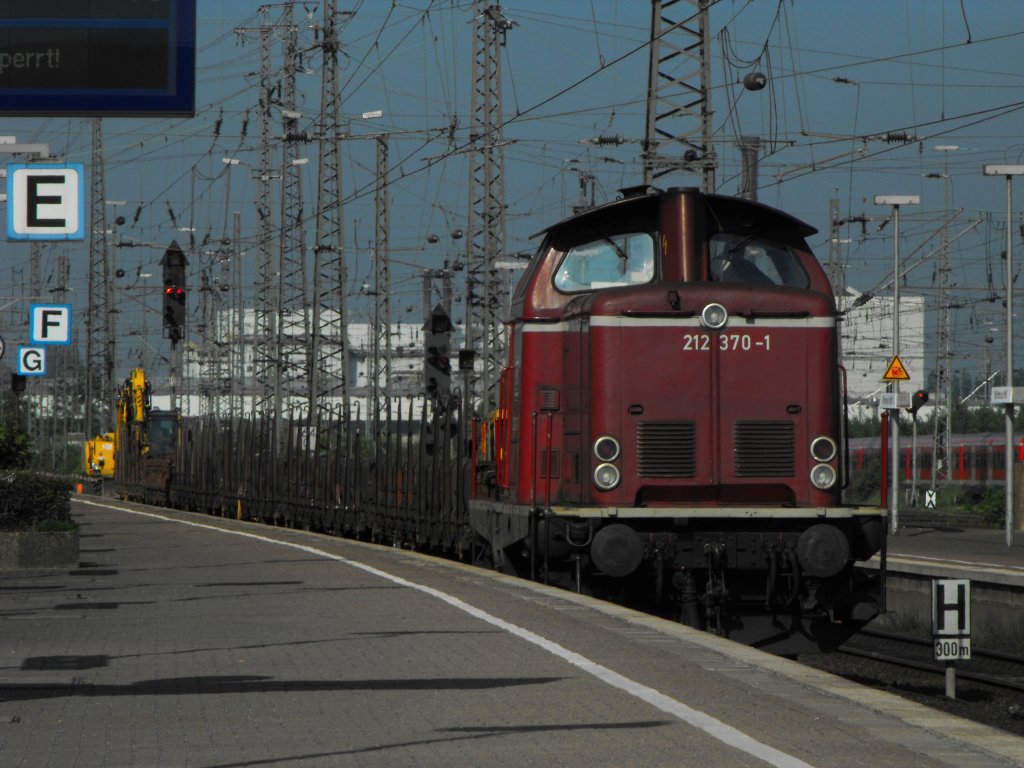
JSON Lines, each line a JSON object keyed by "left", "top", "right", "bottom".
{"left": 637, "top": 421, "right": 697, "bottom": 477}
{"left": 734, "top": 420, "right": 794, "bottom": 476}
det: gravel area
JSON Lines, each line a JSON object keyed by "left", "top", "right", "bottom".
{"left": 799, "top": 651, "right": 1024, "bottom": 737}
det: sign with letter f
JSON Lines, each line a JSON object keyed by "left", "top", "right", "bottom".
{"left": 29, "top": 304, "right": 72, "bottom": 345}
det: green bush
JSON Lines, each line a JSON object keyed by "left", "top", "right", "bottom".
{"left": 964, "top": 486, "right": 1005, "bottom": 526}
{"left": 0, "top": 471, "right": 75, "bottom": 531}
{"left": 0, "top": 419, "right": 32, "bottom": 469}
{"left": 845, "top": 452, "right": 883, "bottom": 504}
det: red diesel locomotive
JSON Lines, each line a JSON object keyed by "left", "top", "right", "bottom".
{"left": 470, "top": 186, "right": 885, "bottom": 652}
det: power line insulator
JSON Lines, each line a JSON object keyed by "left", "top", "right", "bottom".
{"left": 743, "top": 72, "right": 767, "bottom": 91}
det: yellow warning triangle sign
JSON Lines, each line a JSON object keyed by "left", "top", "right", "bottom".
{"left": 882, "top": 355, "right": 911, "bottom": 382}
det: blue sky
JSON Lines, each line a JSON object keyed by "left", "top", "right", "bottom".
{"left": 4, "top": 0, "right": 1024, "bottom": 385}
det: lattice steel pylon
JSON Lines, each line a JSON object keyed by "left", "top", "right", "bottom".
{"left": 196, "top": 255, "right": 232, "bottom": 418}
{"left": 465, "top": 2, "right": 512, "bottom": 417}
{"left": 53, "top": 253, "right": 72, "bottom": 468}
{"left": 932, "top": 191, "right": 954, "bottom": 488}
{"left": 249, "top": 20, "right": 276, "bottom": 415}
{"left": 85, "top": 118, "right": 114, "bottom": 438}
{"left": 643, "top": 0, "right": 716, "bottom": 193}
{"left": 308, "top": 0, "right": 350, "bottom": 434}
{"left": 27, "top": 242, "right": 42, "bottom": 447}
{"left": 369, "top": 135, "right": 392, "bottom": 444}
{"left": 276, "top": 3, "right": 310, "bottom": 420}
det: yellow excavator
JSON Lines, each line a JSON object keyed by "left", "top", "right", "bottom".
{"left": 111, "top": 368, "right": 179, "bottom": 504}
{"left": 117, "top": 368, "right": 152, "bottom": 451}
{"left": 82, "top": 368, "right": 153, "bottom": 481}
{"left": 83, "top": 432, "right": 116, "bottom": 479}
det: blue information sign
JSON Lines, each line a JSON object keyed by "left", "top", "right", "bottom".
{"left": 0, "top": 1, "right": 195, "bottom": 116}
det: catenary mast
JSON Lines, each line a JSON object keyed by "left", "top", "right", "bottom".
{"left": 85, "top": 118, "right": 114, "bottom": 438}
{"left": 309, "top": 0, "right": 350, "bottom": 434}
{"left": 465, "top": 3, "right": 512, "bottom": 416}
{"left": 643, "top": 0, "right": 715, "bottom": 193}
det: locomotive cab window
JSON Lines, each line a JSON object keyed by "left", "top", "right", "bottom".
{"left": 148, "top": 418, "right": 177, "bottom": 455}
{"left": 554, "top": 232, "right": 656, "bottom": 293}
{"left": 709, "top": 233, "right": 809, "bottom": 289}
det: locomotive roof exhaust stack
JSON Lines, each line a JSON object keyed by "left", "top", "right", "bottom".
{"left": 618, "top": 184, "right": 661, "bottom": 199}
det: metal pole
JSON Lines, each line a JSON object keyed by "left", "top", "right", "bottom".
{"left": 875, "top": 195, "right": 919, "bottom": 535}
{"left": 233, "top": 211, "right": 244, "bottom": 416}
{"left": 984, "top": 165, "right": 1024, "bottom": 547}
{"left": 1005, "top": 173, "right": 1015, "bottom": 548}
{"left": 911, "top": 415, "right": 918, "bottom": 506}
{"left": 891, "top": 204, "right": 901, "bottom": 534}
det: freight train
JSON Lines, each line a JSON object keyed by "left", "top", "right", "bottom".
{"left": 114, "top": 186, "right": 886, "bottom": 655}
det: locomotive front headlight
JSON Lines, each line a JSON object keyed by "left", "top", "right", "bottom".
{"left": 593, "top": 462, "right": 621, "bottom": 491}
{"left": 810, "top": 435, "right": 838, "bottom": 463}
{"left": 700, "top": 302, "right": 729, "bottom": 330}
{"left": 593, "top": 435, "right": 620, "bottom": 462}
{"left": 810, "top": 463, "right": 837, "bottom": 490}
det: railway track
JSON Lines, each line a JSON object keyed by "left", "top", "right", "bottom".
{"left": 800, "top": 628, "right": 1024, "bottom": 737}
{"left": 840, "top": 629, "right": 1024, "bottom": 693}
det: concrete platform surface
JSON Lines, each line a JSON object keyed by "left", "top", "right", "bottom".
{"left": 0, "top": 497, "right": 1021, "bottom": 768}
{"left": 886, "top": 525, "right": 1024, "bottom": 584}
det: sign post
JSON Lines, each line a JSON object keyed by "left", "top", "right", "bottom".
{"left": 932, "top": 578, "right": 971, "bottom": 699}
{"left": 880, "top": 353, "right": 912, "bottom": 530}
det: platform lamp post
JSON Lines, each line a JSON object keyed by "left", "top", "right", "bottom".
{"left": 874, "top": 195, "right": 920, "bottom": 534}
{"left": 983, "top": 164, "right": 1024, "bottom": 548}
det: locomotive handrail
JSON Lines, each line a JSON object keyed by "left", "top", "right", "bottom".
{"left": 544, "top": 412, "right": 555, "bottom": 512}
{"left": 839, "top": 363, "right": 850, "bottom": 490}
{"left": 620, "top": 309, "right": 698, "bottom": 318}
{"left": 530, "top": 411, "right": 538, "bottom": 509}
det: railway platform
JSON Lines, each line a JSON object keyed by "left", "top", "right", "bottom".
{"left": 1, "top": 498, "right": 1022, "bottom": 768}
{"left": 877, "top": 524, "right": 1024, "bottom": 646}
{"left": 886, "top": 524, "right": 1024, "bottom": 580}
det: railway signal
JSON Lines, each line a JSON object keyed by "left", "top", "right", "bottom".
{"left": 163, "top": 286, "right": 187, "bottom": 343}
{"left": 160, "top": 241, "right": 189, "bottom": 345}
{"left": 908, "top": 389, "right": 928, "bottom": 416}
{"left": 424, "top": 303, "right": 452, "bottom": 398}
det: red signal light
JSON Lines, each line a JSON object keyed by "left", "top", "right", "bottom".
{"left": 908, "top": 389, "right": 929, "bottom": 416}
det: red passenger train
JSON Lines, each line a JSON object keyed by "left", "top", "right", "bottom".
{"left": 850, "top": 433, "right": 1024, "bottom": 487}
{"left": 470, "top": 186, "right": 885, "bottom": 652}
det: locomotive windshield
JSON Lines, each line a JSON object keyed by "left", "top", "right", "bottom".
{"left": 709, "top": 232, "right": 809, "bottom": 288}
{"left": 554, "top": 231, "right": 655, "bottom": 292}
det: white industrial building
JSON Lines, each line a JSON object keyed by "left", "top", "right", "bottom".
{"left": 838, "top": 286, "right": 927, "bottom": 418}
{"left": 167, "top": 310, "right": 464, "bottom": 418}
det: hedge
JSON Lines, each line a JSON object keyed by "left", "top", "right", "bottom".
{"left": 0, "top": 471, "right": 75, "bottom": 531}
